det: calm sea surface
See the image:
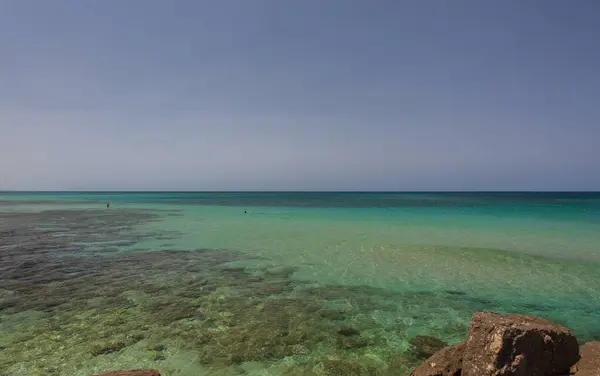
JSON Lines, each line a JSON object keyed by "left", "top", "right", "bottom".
{"left": 1, "top": 192, "right": 600, "bottom": 375}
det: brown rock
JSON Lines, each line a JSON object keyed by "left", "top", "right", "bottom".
{"left": 408, "top": 341, "right": 465, "bottom": 376}
{"left": 89, "top": 370, "right": 161, "bottom": 376}
{"left": 462, "top": 311, "right": 579, "bottom": 376}
{"left": 572, "top": 341, "right": 600, "bottom": 376}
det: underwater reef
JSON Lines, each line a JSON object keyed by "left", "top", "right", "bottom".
{"left": 1, "top": 208, "right": 598, "bottom": 376}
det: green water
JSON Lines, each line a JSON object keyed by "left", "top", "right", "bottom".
{"left": 1, "top": 192, "right": 600, "bottom": 375}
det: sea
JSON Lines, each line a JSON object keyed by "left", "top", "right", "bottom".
{"left": 1, "top": 192, "right": 599, "bottom": 375}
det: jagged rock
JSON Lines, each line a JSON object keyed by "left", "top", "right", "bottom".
{"left": 89, "top": 370, "right": 160, "bottom": 376}
{"left": 410, "top": 336, "right": 449, "bottom": 359}
{"left": 408, "top": 341, "right": 465, "bottom": 376}
{"left": 571, "top": 341, "right": 600, "bottom": 376}
{"left": 462, "top": 312, "right": 579, "bottom": 376}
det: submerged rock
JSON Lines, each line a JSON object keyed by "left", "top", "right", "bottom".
{"left": 336, "top": 335, "right": 374, "bottom": 350}
{"left": 338, "top": 324, "right": 360, "bottom": 336}
{"left": 321, "top": 308, "right": 347, "bottom": 321}
{"left": 149, "top": 344, "right": 167, "bottom": 352}
{"left": 322, "top": 359, "right": 374, "bottom": 376}
{"left": 461, "top": 312, "right": 579, "bottom": 376}
{"left": 571, "top": 341, "right": 600, "bottom": 376}
{"left": 89, "top": 370, "right": 161, "bottom": 376}
{"left": 197, "top": 297, "right": 333, "bottom": 365}
{"left": 389, "top": 354, "right": 423, "bottom": 376}
{"left": 265, "top": 265, "right": 297, "bottom": 278}
{"left": 409, "top": 336, "right": 448, "bottom": 359}
{"left": 408, "top": 341, "right": 465, "bottom": 376}
{"left": 90, "top": 341, "right": 127, "bottom": 356}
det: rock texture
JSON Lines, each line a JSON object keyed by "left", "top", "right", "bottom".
{"left": 571, "top": 341, "right": 600, "bottom": 376}
{"left": 409, "top": 341, "right": 465, "bottom": 376}
{"left": 89, "top": 370, "right": 161, "bottom": 376}
{"left": 410, "top": 311, "right": 585, "bottom": 376}
{"left": 462, "top": 312, "right": 579, "bottom": 376}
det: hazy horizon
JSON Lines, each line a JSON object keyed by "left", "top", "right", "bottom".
{"left": 2, "top": 189, "right": 600, "bottom": 193}
{"left": 2, "top": 1, "right": 599, "bottom": 191}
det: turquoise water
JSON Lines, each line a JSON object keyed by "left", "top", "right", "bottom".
{"left": 1, "top": 192, "right": 600, "bottom": 375}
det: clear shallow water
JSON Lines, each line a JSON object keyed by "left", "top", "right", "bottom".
{"left": 1, "top": 192, "right": 600, "bottom": 375}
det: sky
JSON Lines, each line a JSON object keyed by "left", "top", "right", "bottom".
{"left": 1, "top": 0, "right": 599, "bottom": 191}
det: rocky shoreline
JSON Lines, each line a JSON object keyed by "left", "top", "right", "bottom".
{"left": 409, "top": 311, "right": 597, "bottom": 376}
{"left": 91, "top": 312, "right": 600, "bottom": 376}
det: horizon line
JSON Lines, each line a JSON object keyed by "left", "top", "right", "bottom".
{"left": 1, "top": 190, "right": 600, "bottom": 194}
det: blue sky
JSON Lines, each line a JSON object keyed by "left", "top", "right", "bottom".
{"left": 1, "top": 0, "right": 599, "bottom": 191}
